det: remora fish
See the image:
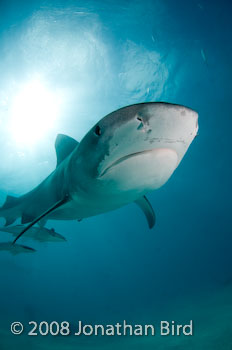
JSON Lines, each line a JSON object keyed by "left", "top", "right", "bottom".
{"left": 0, "top": 102, "right": 198, "bottom": 243}
{"left": 0, "top": 225, "right": 66, "bottom": 243}
{"left": 0, "top": 242, "right": 36, "bottom": 255}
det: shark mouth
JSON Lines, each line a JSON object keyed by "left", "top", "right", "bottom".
{"left": 99, "top": 149, "right": 155, "bottom": 177}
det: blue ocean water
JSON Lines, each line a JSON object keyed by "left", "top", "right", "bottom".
{"left": 0, "top": 0, "right": 231, "bottom": 349}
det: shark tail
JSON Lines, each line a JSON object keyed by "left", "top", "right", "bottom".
{"left": 0, "top": 195, "right": 21, "bottom": 226}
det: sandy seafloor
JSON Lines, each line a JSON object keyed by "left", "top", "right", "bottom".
{"left": 0, "top": 284, "right": 232, "bottom": 349}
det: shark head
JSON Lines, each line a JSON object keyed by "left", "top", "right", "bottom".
{"left": 71, "top": 102, "right": 198, "bottom": 200}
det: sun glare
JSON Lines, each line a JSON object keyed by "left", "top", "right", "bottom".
{"left": 9, "top": 79, "right": 60, "bottom": 146}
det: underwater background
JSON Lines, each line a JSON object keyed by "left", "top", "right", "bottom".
{"left": 0, "top": 0, "right": 231, "bottom": 349}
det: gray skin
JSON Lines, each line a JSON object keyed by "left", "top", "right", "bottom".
{"left": 0, "top": 225, "right": 66, "bottom": 243}
{"left": 0, "top": 242, "right": 36, "bottom": 255}
{"left": 0, "top": 102, "right": 198, "bottom": 232}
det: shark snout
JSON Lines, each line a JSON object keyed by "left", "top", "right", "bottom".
{"left": 137, "top": 103, "right": 198, "bottom": 137}
{"left": 195, "top": 114, "right": 199, "bottom": 135}
{"left": 136, "top": 116, "right": 152, "bottom": 134}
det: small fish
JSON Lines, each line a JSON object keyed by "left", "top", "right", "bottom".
{"left": 0, "top": 225, "right": 66, "bottom": 243}
{"left": 0, "top": 242, "right": 36, "bottom": 255}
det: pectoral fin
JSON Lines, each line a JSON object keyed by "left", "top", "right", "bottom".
{"left": 135, "top": 196, "right": 156, "bottom": 229}
{"left": 12, "top": 195, "right": 69, "bottom": 244}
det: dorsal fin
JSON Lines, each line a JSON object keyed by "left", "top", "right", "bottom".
{"left": 2, "top": 195, "right": 19, "bottom": 210}
{"left": 55, "top": 134, "right": 79, "bottom": 167}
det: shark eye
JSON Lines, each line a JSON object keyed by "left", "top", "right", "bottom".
{"left": 94, "top": 125, "right": 101, "bottom": 136}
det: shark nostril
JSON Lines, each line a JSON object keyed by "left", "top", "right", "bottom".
{"left": 137, "top": 123, "right": 143, "bottom": 130}
{"left": 136, "top": 116, "right": 144, "bottom": 130}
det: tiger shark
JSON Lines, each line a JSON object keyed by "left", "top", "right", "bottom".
{"left": 0, "top": 102, "right": 198, "bottom": 244}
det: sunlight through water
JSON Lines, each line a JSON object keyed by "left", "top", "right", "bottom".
{"left": 8, "top": 79, "right": 61, "bottom": 146}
